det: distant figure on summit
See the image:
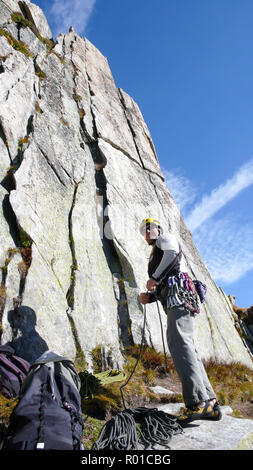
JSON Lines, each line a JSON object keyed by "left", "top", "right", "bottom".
{"left": 139, "top": 217, "right": 222, "bottom": 425}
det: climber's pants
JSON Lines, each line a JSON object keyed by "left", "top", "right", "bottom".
{"left": 165, "top": 304, "right": 216, "bottom": 407}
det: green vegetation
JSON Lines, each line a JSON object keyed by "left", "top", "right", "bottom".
{"left": 35, "top": 101, "right": 43, "bottom": 114}
{"left": 11, "top": 12, "right": 32, "bottom": 29}
{"left": 19, "top": 228, "right": 33, "bottom": 249}
{"left": 10, "top": 11, "right": 65, "bottom": 63}
{"left": 78, "top": 108, "right": 85, "bottom": 119}
{"left": 78, "top": 350, "right": 253, "bottom": 448}
{"left": 18, "top": 136, "right": 29, "bottom": 148}
{"left": 73, "top": 93, "right": 83, "bottom": 103}
{"left": 1, "top": 346, "right": 252, "bottom": 449}
{"left": 204, "top": 359, "right": 253, "bottom": 407}
{"left": 91, "top": 346, "right": 103, "bottom": 374}
{"left": 0, "top": 28, "right": 33, "bottom": 58}
{"left": 0, "top": 395, "right": 17, "bottom": 426}
{"left": 35, "top": 69, "right": 46, "bottom": 80}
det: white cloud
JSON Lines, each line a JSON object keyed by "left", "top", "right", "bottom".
{"left": 50, "top": 0, "right": 96, "bottom": 36}
{"left": 163, "top": 168, "right": 197, "bottom": 215}
{"left": 163, "top": 161, "right": 253, "bottom": 285}
{"left": 193, "top": 216, "right": 253, "bottom": 283}
{"left": 185, "top": 159, "right": 253, "bottom": 231}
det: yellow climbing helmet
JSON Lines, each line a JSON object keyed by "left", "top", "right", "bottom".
{"left": 139, "top": 218, "right": 163, "bottom": 235}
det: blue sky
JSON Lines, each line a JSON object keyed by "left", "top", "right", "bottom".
{"left": 34, "top": 0, "right": 253, "bottom": 308}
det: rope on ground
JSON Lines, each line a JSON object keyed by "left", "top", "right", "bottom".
{"left": 92, "top": 406, "right": 183, "bottom": 450}
{"left": 92, "top": 304, "right": 184, "bottom": 450}
{"left": 94, "top": 369, "right": 126, "bottom": 384}
{"left": 131, "top": 407, "right": 183, "bottom": 447}
{"left": 92, "top": 409, "right": 140, "bottom": 450}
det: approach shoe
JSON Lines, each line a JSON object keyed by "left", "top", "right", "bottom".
{"left": 203, "top": 401, "right": 222, "bottom": 421}
{"left": 177, "top": 401, "right": 214, "bottom": 426}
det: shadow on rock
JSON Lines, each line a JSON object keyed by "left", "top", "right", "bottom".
{"left": 7, "top": 305, "right": 48, "bottom": 363}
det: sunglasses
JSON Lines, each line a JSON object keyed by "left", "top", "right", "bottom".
{"left": 140, "top": 224, "right": 159, "bottom": 236}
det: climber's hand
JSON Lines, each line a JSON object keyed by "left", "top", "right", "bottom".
{"left": 140, "top": 292, "right": 150, "bottom": 305}
{"left": 146, "top": 278, "right": 157, "bottom": 292}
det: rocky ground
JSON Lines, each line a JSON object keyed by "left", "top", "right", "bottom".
{"left": 154, "top": 373, "right": 253, "bottom": 420}
{"left": 149, "top": 373, "right": 253, "bottom": 451}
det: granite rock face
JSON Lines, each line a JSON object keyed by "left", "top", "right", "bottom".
{"left": 0, "top": 0, "right": 252, "bottom": 370}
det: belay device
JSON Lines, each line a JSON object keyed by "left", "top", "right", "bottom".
{"left": 92, "top": 304, "right": 183, "bottom": 450}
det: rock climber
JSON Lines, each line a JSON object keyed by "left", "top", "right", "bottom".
{"left": 139, "top": 217, "right": 222, "bottom": 425}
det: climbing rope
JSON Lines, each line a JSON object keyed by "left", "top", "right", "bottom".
{"left": 155, "top": 300, "right": 169, "bottom": 375}
{"left": 95, "top": 369, "right": 126, "bottom": 384}
{"left": 92, "top": 302, "right": 184, "bottom": 450}
{"left": 92, "top": 406, "right": 183, "bottom": 450}
{"left": 119, "top": 304, "right": 147, "bottom": 409}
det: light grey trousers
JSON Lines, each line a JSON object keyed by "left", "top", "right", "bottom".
{"left": 165, "top": 304, "right": 216, "bottom": 407}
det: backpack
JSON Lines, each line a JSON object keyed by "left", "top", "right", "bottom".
{"left": 0, "top": 344, "right": 30, "bottom": 398}
{"left": 2, "top": 350, "right": 85, "bottom": 450}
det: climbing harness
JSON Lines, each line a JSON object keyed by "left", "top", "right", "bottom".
{"left": 92, "top": 303, "right": 183, "bottom": 450}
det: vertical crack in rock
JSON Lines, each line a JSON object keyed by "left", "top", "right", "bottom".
{"left": 118, "top": 88, "right": 165, "bottom": 182}
{"left": 0, "top": 110, "right": 33, "bottom": 244}
{"left": 94, "top": 159, "right": 134, "bottom": 348}
{"left": 1, "top": 114, "right": 33, "bottom": 191}
{"left": 0, "top": 113, "right": 34, "bottom": 338}
{"left": 2, "top": 194, "right": 19, "bottom": 245}
{"left": 0, "top": 121, "right": 12, "bottom": 163}
{"left": 67, "top": 35, "right": 96, "bottom": 145}
{"left": 0, "top": 242, "right": 33, "bottom": 343}
{"left": 84, "top": 72, "right": 142, "bottom": 167}
{"left": 118, "top": 88, "right": 159, "bottom": 163}
{"left": 237, "top": 321, "right": 253, "bottom": 358}
{"left": 18, "top": 0, "right": 40, "bottom": 35}
{"left": 1, "top": 113, "right": 34, "bottom": 249}
{"left": 118, "top": 88, "right": 145, "bottom": 170}
{"left": 16, "top": 230, "right": 33, "bottom": 302}
{"left": 38, "top": 146, "right": 67, "bottom": 187}
{"left": 80, "top": 79, "right": 134, "bottom": 346}
{"left": 66, "top": 182, "right": 83, "bottom": 356}
{"left": 66, "top": 43, "right": 135, "bottom": 348}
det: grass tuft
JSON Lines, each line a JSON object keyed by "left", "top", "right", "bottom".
{"left": 203, "top": 358, "right": 253, "bottom": 406}
{"left": 0, "top": 28, "right": 33, "bottom": 58}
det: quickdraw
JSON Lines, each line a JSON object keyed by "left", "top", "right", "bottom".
{"left": 166, "top": 273, "right": 200, "bottom": 314}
